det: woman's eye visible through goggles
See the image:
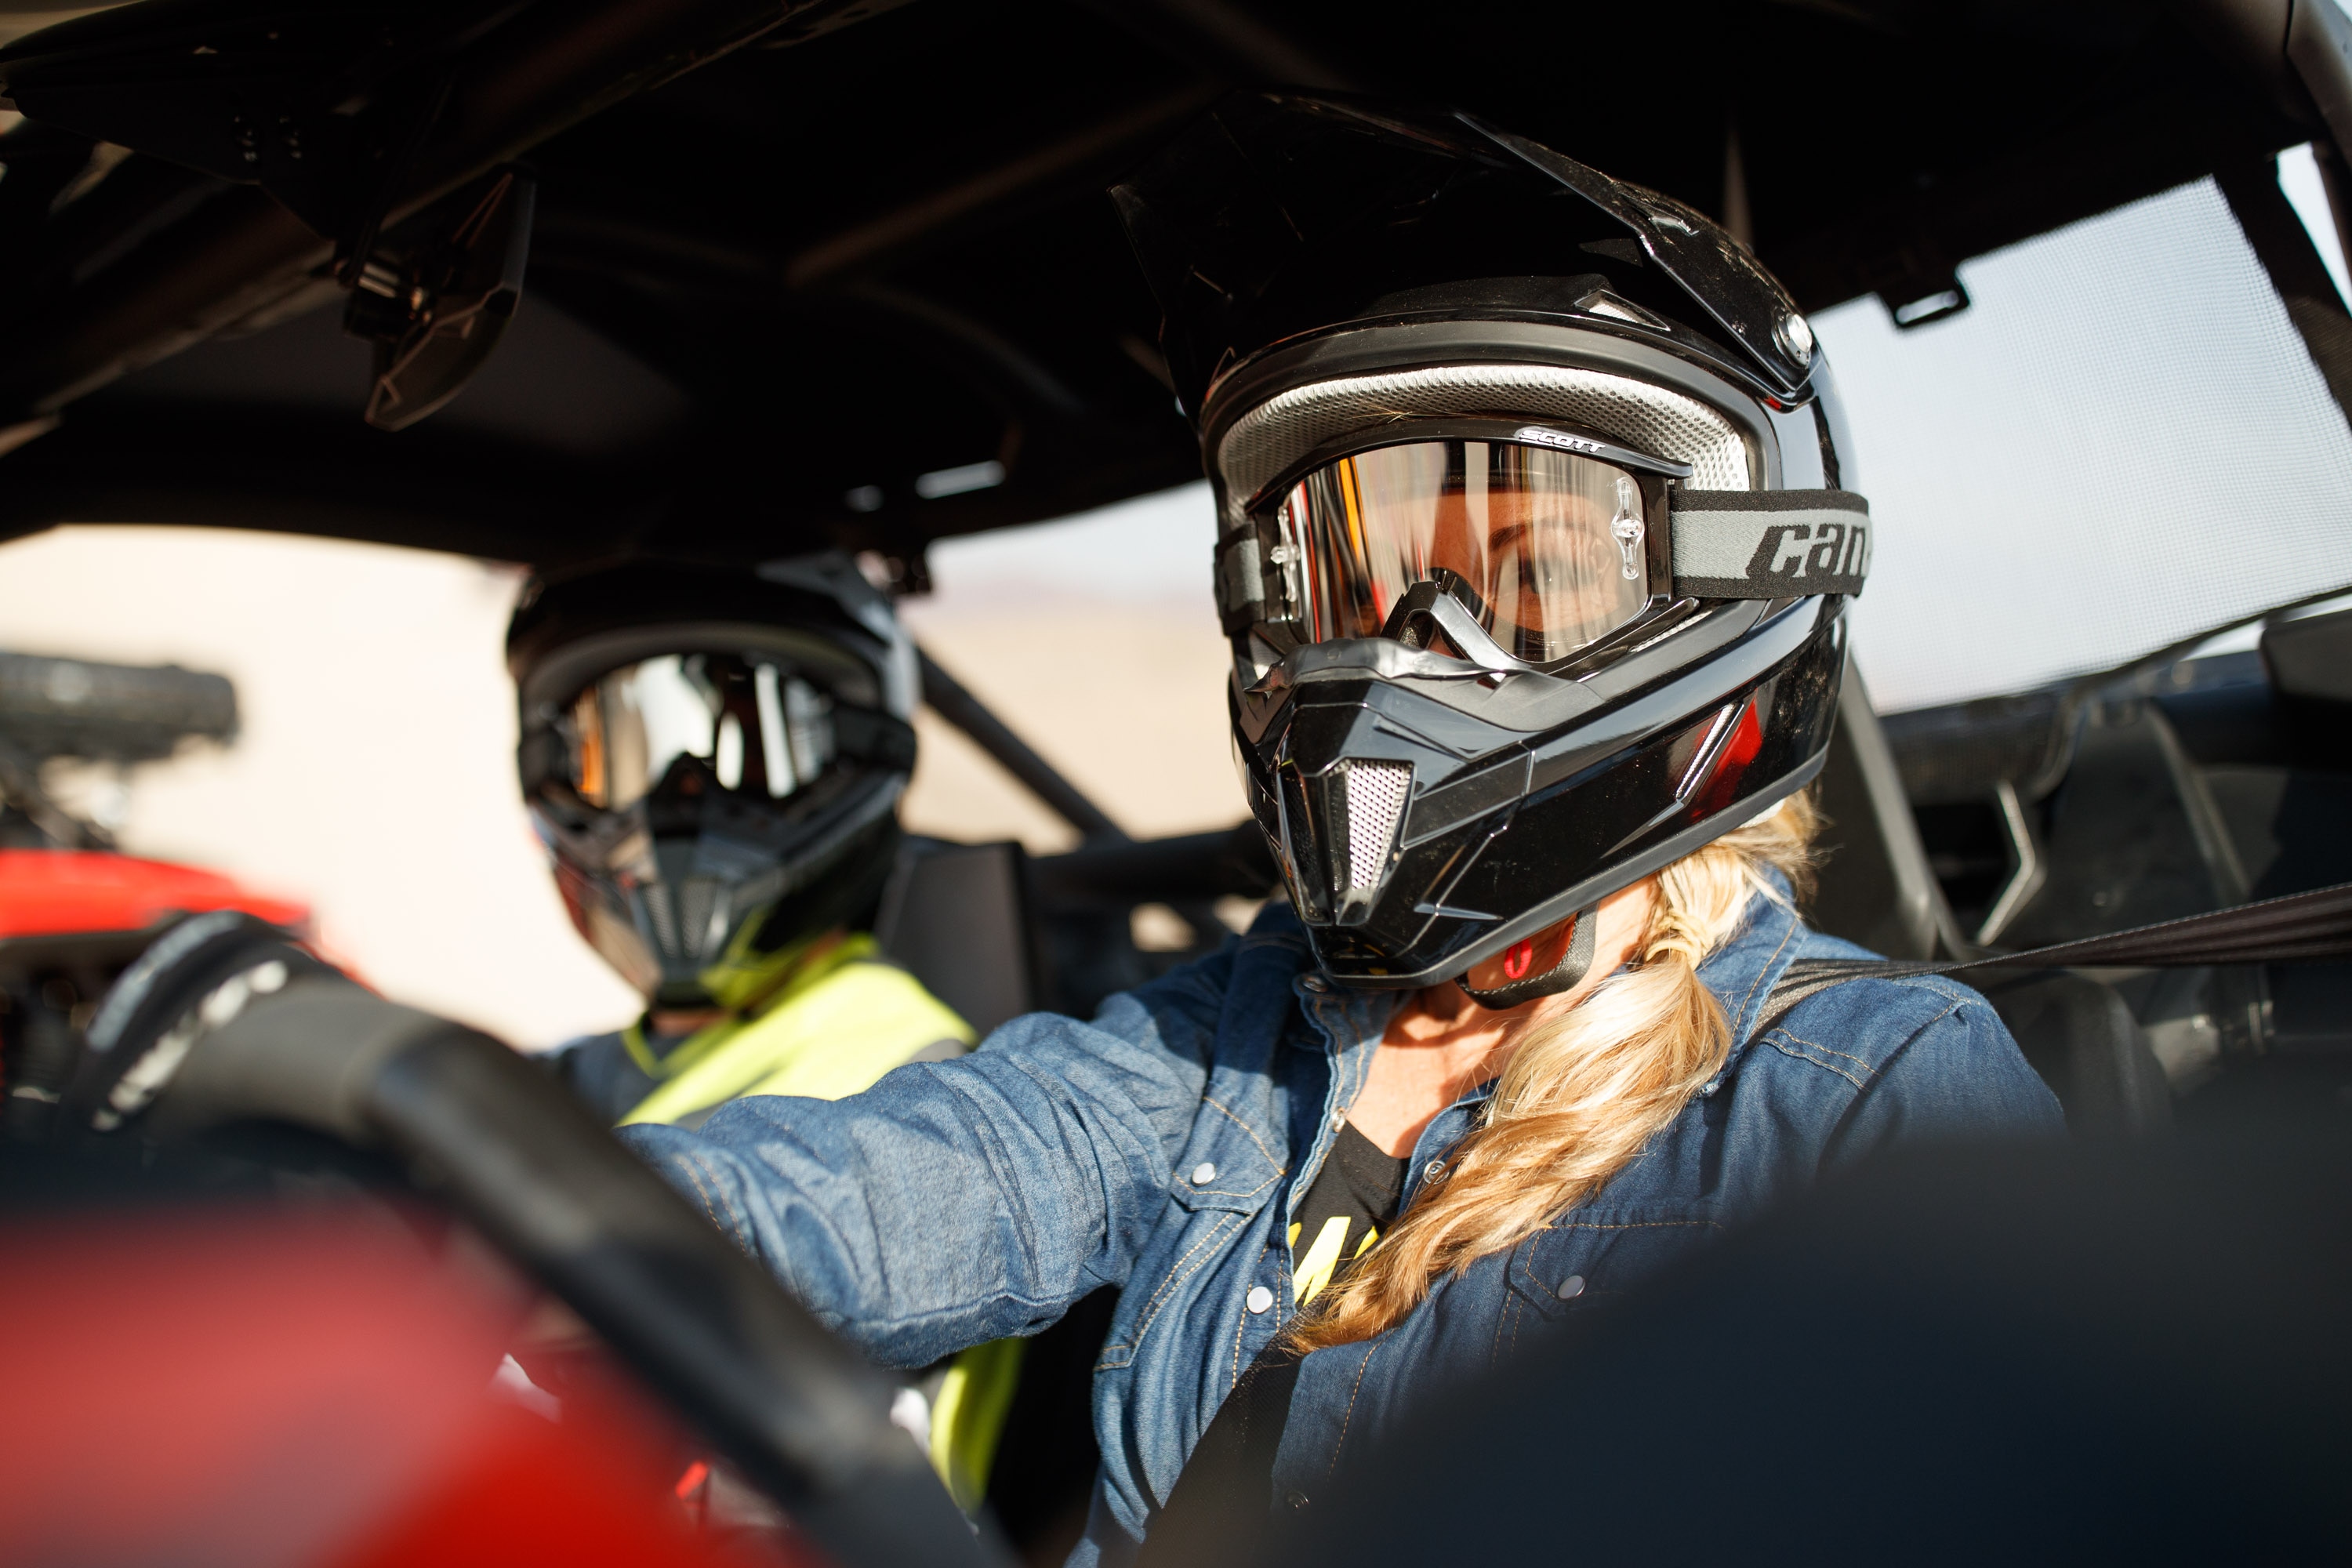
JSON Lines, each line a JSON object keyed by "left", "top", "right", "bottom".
{"left": 1265, "top": 439, "right": 1657, "bottom": 663}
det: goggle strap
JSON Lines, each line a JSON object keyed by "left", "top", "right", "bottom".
{"left": 1670, "top": 488, "right": 1872, "bottom": 599}
{"left": 1215, "top": 528, "right": 1265, "bottom": 633}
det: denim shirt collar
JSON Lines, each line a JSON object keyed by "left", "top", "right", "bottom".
{"left": 1292, "top": 992, "right": 1487, "bottom": 1210}
{"left": 1691, "top": 873, "right": 1809, "bottom": 1094}
{"left": 1285, "top": 967, "right": 1406, "bottom": 1217}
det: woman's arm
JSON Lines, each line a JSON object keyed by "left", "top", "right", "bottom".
{"left": 618, "top": 945, "right": 1239, "bottom": 1370}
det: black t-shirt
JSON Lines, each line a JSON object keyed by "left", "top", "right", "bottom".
{"left": 1140, "top": 1124, "right": 1409, "bottom": 1560}
{"left": 1287, "top": 1121, "right": 1411, "bottom": 1305}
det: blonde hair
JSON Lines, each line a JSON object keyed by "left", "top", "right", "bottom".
{"left": 1286, "top": 791, "right": 1820, "bottom": 1352}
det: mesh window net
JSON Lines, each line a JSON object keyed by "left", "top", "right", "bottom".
{"left": 1817, "top": 172, "right": 2352, "bottom": 713}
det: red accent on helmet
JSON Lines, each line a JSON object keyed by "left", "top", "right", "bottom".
{"left": 1502, "top": 938, "right": 1534, "bottom": 980}
{"left": 1691, "top": 700, "right": 1766, "bottom": 822}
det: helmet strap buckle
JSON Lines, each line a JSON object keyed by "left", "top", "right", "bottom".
{"left": 1458, "top": 902, "right": 1600, "bottom": 1010}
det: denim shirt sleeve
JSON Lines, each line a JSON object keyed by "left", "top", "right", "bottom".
{"left": 1812, "top": 979, "right": 2067, "bottom": 1167}
{"left": 616, "top": 942, "right": 1240, "bottom": 1370}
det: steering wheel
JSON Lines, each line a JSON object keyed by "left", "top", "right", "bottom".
{"left": 57, "top": 911, "right": 1004, "bottom": 1568}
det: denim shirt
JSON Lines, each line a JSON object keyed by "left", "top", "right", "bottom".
{"left": 619, "top": 886, "right": 2061, "bottom": 1564}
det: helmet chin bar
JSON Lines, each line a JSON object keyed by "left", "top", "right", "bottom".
{"left": 1243, "top": 599, "right": 1845, "bottom": 989}
{"left": 542, "top": 761, "right": 907, "bottom": 1007}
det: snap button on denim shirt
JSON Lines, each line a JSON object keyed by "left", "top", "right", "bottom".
{"left": 620, "top": 884, "right": 2062, "bottom": 1566}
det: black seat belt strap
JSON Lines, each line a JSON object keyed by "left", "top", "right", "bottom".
{"left": 1754, "top": 879, "right": 2352, "bottom": 1039}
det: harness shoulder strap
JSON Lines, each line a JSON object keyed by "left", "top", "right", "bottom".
{"left": 1752, "top": 878, "right": 2352, "bottom": 1040}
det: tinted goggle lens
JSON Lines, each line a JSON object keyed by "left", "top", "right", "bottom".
{"left": 1259, "top": 440, "right": 1657, "bottom": 663}
{"left": 564, "top": 654, "right": 837, "bottom": 810}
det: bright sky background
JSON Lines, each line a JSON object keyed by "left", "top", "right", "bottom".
{"left": 1806, "top": 154, "right": 2352, "bottom": 710}
{"left": 916, "top": 482, "right": 1218, "bottom": 608}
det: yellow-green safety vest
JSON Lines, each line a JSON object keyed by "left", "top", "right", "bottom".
{"left": 612, "top": 932, "right": 1021, "bottom": 1513}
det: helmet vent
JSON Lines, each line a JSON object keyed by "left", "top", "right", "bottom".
{"left": 678, "top": 876, "right": 721, "bottom": 961}
{"left": 1341, "top": 760, "right": 1413, "bottom": 892}
{"left": 644, "top": 883, "right": 681, "bottom": 959}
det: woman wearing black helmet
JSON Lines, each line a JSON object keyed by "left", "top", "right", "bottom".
{"left": 619, "top": 96, "right": 2061, "bottom": 1565}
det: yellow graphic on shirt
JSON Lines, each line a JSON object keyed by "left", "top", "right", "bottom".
{"left": 1287, "top": 1216, "right": 1382, "bottom": 1308}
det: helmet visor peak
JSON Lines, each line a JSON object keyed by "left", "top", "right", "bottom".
{"left": 1260, "top": 434, "right": 1673, "bottom": 664}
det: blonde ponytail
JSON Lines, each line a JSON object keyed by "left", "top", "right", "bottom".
{"left": 1285, "top": 793, "right": 1820, "bottom": 1352}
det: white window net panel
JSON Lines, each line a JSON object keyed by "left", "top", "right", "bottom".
{"left": 1343, "top": 760, "right": 1412, "bottom": 890}
{"left": 1817, "top": 172, "right": 2352, "bottom": 712}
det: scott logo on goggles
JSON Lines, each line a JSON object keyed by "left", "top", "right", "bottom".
{"left": 1512, "top": 426, "right": 1615, "bottom": 457}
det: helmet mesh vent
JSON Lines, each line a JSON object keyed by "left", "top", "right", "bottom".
{"left": 644, "top": 884, "right": 681, "bottom": 958}
{"left": 1217, "top": 363, "right": 1751, "bottom": 526}
{"left": 678, "top": 877, "right": 719, "bottom": 961}
{"left": 1343, "top": 760, "right": 1413, "bottom": 891}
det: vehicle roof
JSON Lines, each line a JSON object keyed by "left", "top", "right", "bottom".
{"left": 0, "top": 0, "right": 2321, "bottom": 572}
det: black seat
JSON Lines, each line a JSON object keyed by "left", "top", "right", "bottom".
{"left": 872, "top": 837, "right": 1038, "bottom": 1037}
{"left": 1976, "top": 971, "right": 2172, "bottom": 1138}
{"left": 1809, "top": 657, "right": 2171, "bottom": 1136}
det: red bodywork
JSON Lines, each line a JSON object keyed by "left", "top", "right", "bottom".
{"left": 0, "top": 848, "right": 310, "bottom": 940}
{"left": 0, "top": 855, "right": 815, "bottom": 1566}
{"left": 0, "top": 1206, "right": 810, "bottom": 1568}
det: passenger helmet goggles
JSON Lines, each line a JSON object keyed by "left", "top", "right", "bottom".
{"left": 554, "top": 648, "right": 911, "bottom": 813}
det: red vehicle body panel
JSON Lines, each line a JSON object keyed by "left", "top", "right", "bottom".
{"left": 0, "top": 848, "right": 310, "bottom": 939}
{"left": 0, "top": 1206, "right": 808, "bottom": 1568}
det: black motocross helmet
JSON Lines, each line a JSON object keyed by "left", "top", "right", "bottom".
{"left": 506, "top": 556, "right": 918, "bottom": 1011}
{"left": 1115, "top": 95, "right": 1870, "bottom": 993}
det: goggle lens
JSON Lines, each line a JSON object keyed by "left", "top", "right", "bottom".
{"left": 565, "top": 654, "right": 837, "bottom": 810}
{"left": 1267, "top": 440, "right": 1655, "bottom": 662}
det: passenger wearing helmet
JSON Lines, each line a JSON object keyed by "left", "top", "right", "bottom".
{"left": 508, "top": 556, "right": 1020, "bottom": 1515}
{"left": 510, "top": 556, "right": 964, "bottom": 1123}
{"left": 617, "top": 98, "right": 2062, "bottom": 1566}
